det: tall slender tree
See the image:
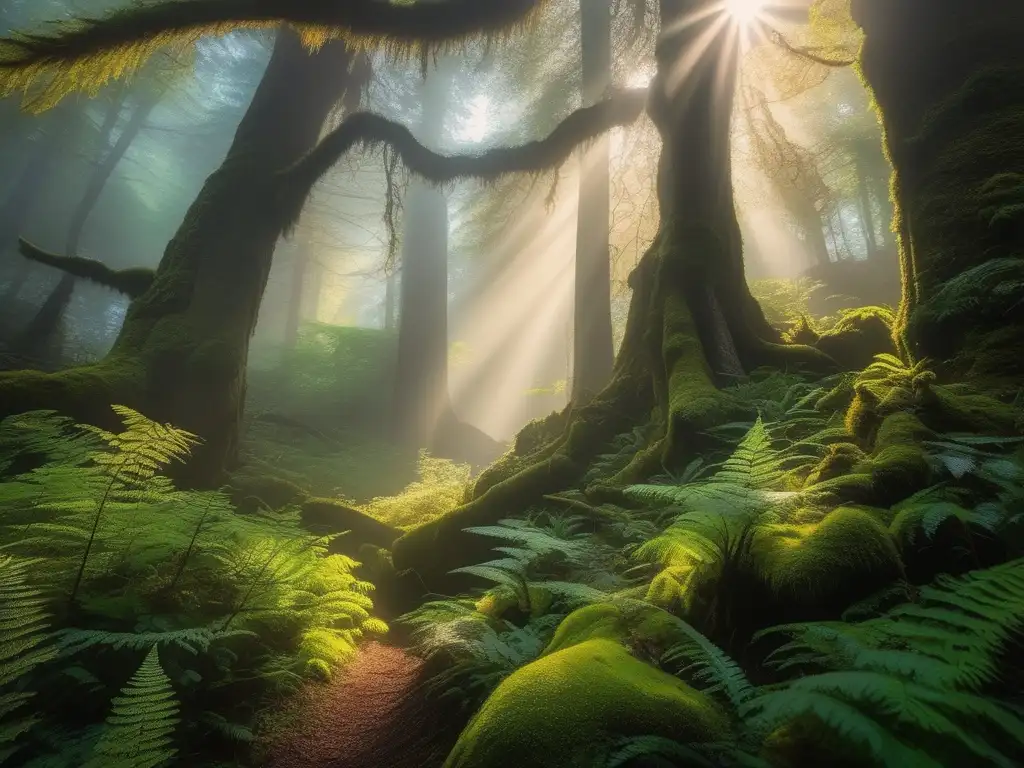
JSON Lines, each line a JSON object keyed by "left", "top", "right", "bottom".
{"left": 571, "top": 0, "right": 615, "bottom": 401}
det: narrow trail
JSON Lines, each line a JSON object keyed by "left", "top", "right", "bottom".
{"left": 264, "top": 642, "right": 449, "bottom": 768}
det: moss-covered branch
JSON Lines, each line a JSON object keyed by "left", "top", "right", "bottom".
{"left": 0, "top": 0, "right": 546, "bottom": 108}
{"left": 277, "top": 87, "right": 649, "bottom": 231}
{"left": 18, "top": 238, "right": 153, "bottom": 297}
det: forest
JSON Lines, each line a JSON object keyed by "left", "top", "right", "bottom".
{"left": 0, "top": 0, "right": 1021, "bottom": 766}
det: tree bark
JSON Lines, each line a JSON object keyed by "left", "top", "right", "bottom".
{"left": 391, "top": 0, "right": 834, "bottom": 595}
{"left": 571, "top": 0, "right": 614, "bottom": 402}
{"left": 0, "top": 27, "right": 356, "bottom": 486}
{"left": 394, "top": 61, "right": 454, "bottom": 447}
{"left": 852, "top": 0, "right": 1024, "bottom": 377}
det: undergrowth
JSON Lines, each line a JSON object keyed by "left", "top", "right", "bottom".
{"left": 0, "top": 407, "right": 386, "bottom": 766}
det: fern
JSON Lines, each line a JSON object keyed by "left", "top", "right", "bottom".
{"left": 749, "top": 559, "right": 1024, "bottom": 766}
{"left": 0, "top": 556, "right": 55, "bottom": 762}
{"left": 56, "top": 626, "right": 251, "bottom": 657}
{"left": 0, "top": 411, "right": 98, "bottom": 475}
{"left": 83, "top": 645, "right": 179, "bottom": 768}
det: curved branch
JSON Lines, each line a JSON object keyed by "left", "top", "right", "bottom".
{"left": 18, "top": 239, "right": 154, "bottom": 298}
{"left": 0, "top": 0, "right": 545, "bottom": 101}
{"left": 277, "top": 87, "right": 650, "bottom": 232}
{"left": 769, "top": 29, "right": 856, "bottom": 68}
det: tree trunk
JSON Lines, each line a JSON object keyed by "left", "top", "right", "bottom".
{"left": 0, "top": 28, "right": 355, "bottom": 486}
{"left": 853, "top": 150, "right": 879, "bottom": 260}
{"left": 16, "top": 86, "right": 161, "bottom": 360}
{"left": 392, "top": 0, "right": 833, "bottom": 595}
{"left": 66, "top": 86, "right": 160, "bottom": 258}
{"left": 394, "top": 62, "right": 454, "bottom": 447}
{"left": 283, "top": 232, "right": 311, "bottom": 349}
{"left": 383, "top": 269, "right": 396, "bottom": 330}
{"left": 853, "top": 0, "right": 1024, "bottom": 378}
{"left": 395, "top": 178, "right": 450, "bottom": 445}
{"left": 571, "top": 0, "right": 615, "bottom": 402}
{"left": 0, "top": 101, "right": 77, "bottom": 250}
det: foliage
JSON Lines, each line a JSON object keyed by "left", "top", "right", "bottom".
{"left": 0, "top": 408, "right": 385, "bottom": 764}
{"left": 751, "top": 559, "right": 1024, "bottom": 767}
{"left": 0, "top": 556, "right": 56, "bottom": 763}
{"left": 356, "top": 450, "right": 472, "bottom": 529}
{"left": 82, "top": 645, "right": 179, "bottom": 768}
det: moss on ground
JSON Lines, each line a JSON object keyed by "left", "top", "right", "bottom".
{"left": 750, "top": 507, "right": 904, "bottom": 621}
{"left": 443, "top": 636, "right": 728, "bottom": 768}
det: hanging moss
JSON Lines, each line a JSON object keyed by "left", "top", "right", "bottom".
{"left": 442, "top": 636, "right": 729, "bottom": 768}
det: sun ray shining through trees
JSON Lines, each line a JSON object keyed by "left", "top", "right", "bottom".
{"left": 0, "top": 0, "right": 1021, "bottom": 766}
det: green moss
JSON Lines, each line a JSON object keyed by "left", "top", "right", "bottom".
{"left": 919, "top": 384, "right": 1021, "bottom": 435}
{"left": 391, "top": 453, "right": 581, "bottom": 596}
{"left": 300, "top": 497, "right": 401, "bottom": 556}
{"left": 751, "top": 507, "right": 903, "bottom": 619}
{"left": 442, "top": 638, "right": 729, "bottom": 768}
{"left": 225, "top": 470, "right": 308, "bottom": 513}
{"left": 814, "top": 374, "right": 856, "bottom": 414}
{"left": 814, "top": 307, "right": 898, "bottom": 372}
{"left": 805, "top": 442, "right": 868, "bottom": 487}
{"left": 544, "top": 603, "right": 631, "bottom": 653}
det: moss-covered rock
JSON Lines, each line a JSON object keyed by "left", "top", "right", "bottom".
{"left": 225, "top": 469, "right": 308, "bottom": 513}
{"left": 805, "top": 442, "right": 868, "bottom": 487}
{"left": 919, "top": 383, "right": 1021, "bottom": 435}
{"left": 750, "top": 507, "right": 903, "bottom": 621}
{"left": 300, "top": 498, "right": 401, "bottom": 556}
{"left": 814, "top": 306, "right": 898, "bottom": 372}
{"left": 442, "top": 636, "right": 728, "bottom": 768}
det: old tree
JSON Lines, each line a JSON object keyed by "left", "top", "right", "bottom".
{"left": 1, "top": 0, "right": 1022, "bottom": 621}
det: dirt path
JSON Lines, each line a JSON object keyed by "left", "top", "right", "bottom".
{"left": 264, "top": 642, "right": 449, "bottom": 768}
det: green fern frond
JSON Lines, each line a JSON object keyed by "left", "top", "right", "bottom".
{"left": 0, "top": 556, "right": 55, "bottom": 758}
{"left": 604, "top": 735, "right": 720, "bottom": 768}
{"left": 83, "top": 645, "right": 179, "bottom": 768}
{"left": 56, "top": 626, "right": 251, "bottom": 657}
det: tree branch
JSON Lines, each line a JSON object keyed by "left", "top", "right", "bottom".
{"left": 0, "top": 0, "right": 546, "bottom": 102}
{"left": 18, "top": 239, "right": 153, "bottom": 298}
{"left": 770, "top": 30, "right": 856, "bottom": 68}
{"left": 277, "top": 87, "right": 649, "bottom": 232}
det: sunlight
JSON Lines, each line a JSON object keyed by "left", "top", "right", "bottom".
{"left": 724, "top": 0, "right": 767, "bottom": 26}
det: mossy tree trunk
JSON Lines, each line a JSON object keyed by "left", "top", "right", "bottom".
{"left": 852, "top": 0, "right": 1024, "bottom": 379}
{"left": 571, "top": 0, "right": 615, "bottom": 402}
{"left": 0, "top": 28, "right": 356, "bottom": 485}
{"left": 392, "top": 0, "right": 834, "bottom": 595}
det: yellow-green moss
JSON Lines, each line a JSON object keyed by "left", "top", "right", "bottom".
{"left": 442, "top": 638, "right": 729, "bottom": 768}
{"left": 751, "top": 507, "right": 903, "bottom": 619}
{"left": 919, "top": 384, "right": 1021, "bottom": 435}
{"left": 805, "top": 442, "right": 868, "bottom": 487}
{"left": 814, "top": 306, "right": 898, "bottom": 372}
{"left": 390, "top": 453, "right": 581, "bottom": 595}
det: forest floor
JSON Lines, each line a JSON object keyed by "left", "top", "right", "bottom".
{"left": 262, "top": 642, "right": 445, "bottom": 768}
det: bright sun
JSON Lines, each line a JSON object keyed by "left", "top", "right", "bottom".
{"left": 724, "top": 0, "right": 766, "bottom": 25}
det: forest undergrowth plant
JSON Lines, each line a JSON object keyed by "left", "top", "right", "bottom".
{"left": 0, "top": 408, "right": 386, "bottom": 765}
{"left": 355, "top": 451, "right": 472, "bottom": 529}
{"left": 0, "top": 556, "right": 56, "bottom": 764}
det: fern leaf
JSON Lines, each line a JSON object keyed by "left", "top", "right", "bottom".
{"left": 83, "top": 645, "right": 179, "bottom": 768}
